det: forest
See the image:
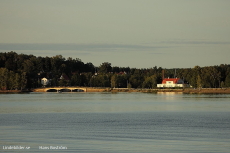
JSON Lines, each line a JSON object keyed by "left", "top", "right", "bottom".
{"left": 0, "top": 51, "right": 230, "bottom": 90}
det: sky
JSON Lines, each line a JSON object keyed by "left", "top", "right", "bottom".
{"left": 0, "top": 0, "right": 230, "bottom": 68}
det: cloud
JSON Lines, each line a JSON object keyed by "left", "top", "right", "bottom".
{"left": 0, "top": 43, "right": 160, "bottom": 52}
{"left": 3, "top": 39, "right": 227, "bottom": 52}
{"left": 157, "top": 40, "right": 230, "bottom": 45}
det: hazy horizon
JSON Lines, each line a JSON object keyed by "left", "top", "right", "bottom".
{"left": 1, "top": 0, "right": 229, "bottom": 68}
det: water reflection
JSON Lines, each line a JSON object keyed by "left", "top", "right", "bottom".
{"left": 157, "top": 92, "right": 183, "bottom": 102}
{"left": 157, "top": 92, "right": 183, "bottom": 94}
{"left": 0, "top": 93, "right": 230, "bottom": 114}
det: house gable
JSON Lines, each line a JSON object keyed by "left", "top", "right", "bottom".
{"left": 162, "top": 78, "right": 184, "bottom": 84}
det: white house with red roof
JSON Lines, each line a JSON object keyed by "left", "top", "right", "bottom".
{"left": 157, "top": 78, "right": 187, "bottom": 88}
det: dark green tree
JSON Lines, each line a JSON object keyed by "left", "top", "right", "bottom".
{"left": 98, "top": 62, "right": 112, "bottom": 74}
{"left": 71, "top": 73, "right": 81, "bottom": 86}
{"left": 225, "top": 73, "right": 230, "bottom": 87}
{"left": 142, "top": 75, "right": 157, "bottom": 88}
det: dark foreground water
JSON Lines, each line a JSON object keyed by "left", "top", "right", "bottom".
{"left": 0, "top": 92, "right": 230, "bottom": 153}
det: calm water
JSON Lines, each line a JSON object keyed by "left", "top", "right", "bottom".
{"left": 0, "top": 92, "right": 230, "bottom": 153}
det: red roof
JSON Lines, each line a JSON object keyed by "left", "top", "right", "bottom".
{"left": 117, "top": 71, "right": 126, "bottom": 75}
{"left": 162, "top": 78, "right": 181, "bottom": 84}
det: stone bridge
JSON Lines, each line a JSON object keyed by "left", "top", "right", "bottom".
{"left": 33, "top": 87, "right": 87, "bottom": 92}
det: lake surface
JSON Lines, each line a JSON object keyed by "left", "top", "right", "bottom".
{"left": 0, "top": 92, "right": 230, "bottom": 153}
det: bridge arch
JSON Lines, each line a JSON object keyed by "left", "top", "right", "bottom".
{"left": 46, "top": 89, "right": 58, "bottom": 92}
{"left": 72, "top": 89, "right": 84, "bottom": 92}
{"left": 59, "top": 89, "right": 71, "bottom": 92}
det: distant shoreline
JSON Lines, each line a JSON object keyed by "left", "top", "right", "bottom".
{"left": 110, "top": 88, "right": 230, "bottom": 94}
{"left": 1, "top": 88, "right": 230, "bottom": 94}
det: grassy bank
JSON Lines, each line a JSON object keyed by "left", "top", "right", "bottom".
{"left": 0, "top": 90, "right": 27, "bottom": 93}
{"left": 182, "top": 88, "right": 230, "bottom": 94}
{"left": 109, "top": 88, "right": 230, "bottom": 94}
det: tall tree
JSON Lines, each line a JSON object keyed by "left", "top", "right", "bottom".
{"left": 0, "top": 68, "right": 8, "bottom": 90}
{"left": 20, "top": 72, "right": 27, "bottom": 89}
{"left": 197, "top": 74, "right": 202, "bottom": 89}
{"left": 71, "top": 73, "right": 81, "bottom": 86}
{"left": 142, "top": 75, "right": 157, "bottom": 88}
{"left": 15, "top": 73, "right": 21, "bottom": 90}
{"left": 225, "top": 73, "right": 230, "bottom": 87}
{"left": 111, "top": 74, "right": 118, "bottom": 88}
{"left": 98, "top": 62, "right": 112, "bottom": 74}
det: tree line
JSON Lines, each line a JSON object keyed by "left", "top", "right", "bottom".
{"left": 0, "top": 51, "right": 230, "bottom": 90}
